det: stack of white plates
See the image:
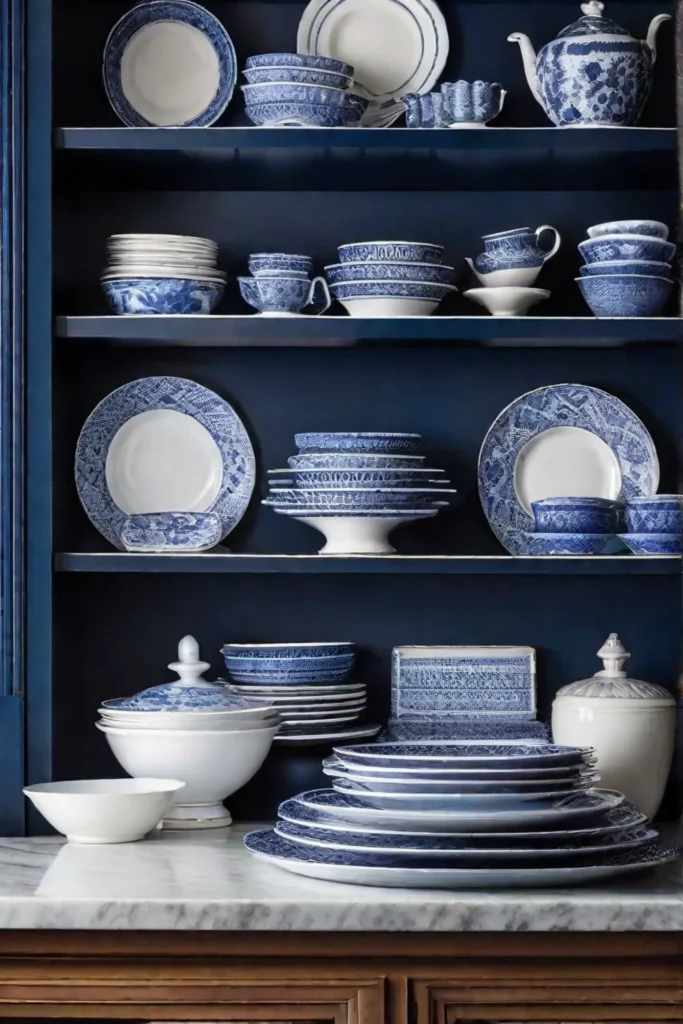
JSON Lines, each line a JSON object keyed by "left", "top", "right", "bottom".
{"left": 245, "top": 741, "right": 679, "bottom": 886}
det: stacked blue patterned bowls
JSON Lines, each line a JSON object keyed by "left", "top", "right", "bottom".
{"left": 325, "top": 240, "right": 456, "bottom": 317}
{"left": 264, "top": 432, "right": 456, "bottom": 554}
{"left": 525, "top": 496, "right": 622, "bottom": 556}
{"left": 577, "top": 220, "right": 675, "bottom": 317}
{"left": 238, "top": 252, "right": 331, "bottom": 316}
{"left": 619, "top": 495, "right": 683, "bottom": 555}
{"left": 241, "top": 53, "right": 367, "bottom": 127}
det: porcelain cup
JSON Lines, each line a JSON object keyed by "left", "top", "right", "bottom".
{"left": 473, "top": 225, "right": 561, "bottom": 274}
{"left": 238, "top": 275, "right": 331, "bottom": 316}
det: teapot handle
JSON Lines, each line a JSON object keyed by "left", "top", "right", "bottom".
{"left": 535, "top": 225, "right": 561, "bottom": 262}
{"left": 306, "top": 276, "right": 332, "bottom": 316}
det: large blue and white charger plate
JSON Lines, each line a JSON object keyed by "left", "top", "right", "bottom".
{"left": 478, "top": 384, "right": 659, "bottom": 555}
{"left": 103, "top": 1, "right": 237, "bottom": 127}
{"left": 75, "top": 376, "right": 255, "bottom": 550}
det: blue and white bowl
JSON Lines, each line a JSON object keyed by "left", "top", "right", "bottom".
{"left": 239, "top": 275, "right": 330, "bottom": 315}
{"left": 587, "top": 220, "right": 669, "bottom": 241}
{"left": 288, "top": 453, "right": 425, "bottom": 470}
{"left": 578, "top": 235, "right": 676, "bottom": 265}
{"left": 624, "top": 495, "right": 683, "bottom": 534}
{"left": 244, "top": 100, "right": 365, "bottom": 128}
{"left": 338, "top": 241, "right": 444, "bottom": 265}
{"left": 244, "top": 53, "right": 353, "bottom": 77}
{"left": 286, "top": 468, "right": 445, "bottom": 488}
{"left": 618, "top": 534, "right": 683, "bottom": 556}
{"left": 531, "top": 497, "right": 619, "bottom": 535}
{"left": 102, "top": 277, "right": 224, "bottom": 315}
{"left": 325, "top": 261, "right": 454, "bottom": 285}
{"left": 242, "top": 67, "right": 352, "bottom": 89}
{"left": 522, "top": 533, "right": 612, "bottom": 556}
{"left": 577, "top": 274, "right": 672, "bottom": 318}
{"left": 266, "top": 487, "right": 455, "bottom": 509}
{"left": 242, "top": 82, "right": 366, "bottom": 112}
{"left": 121, "top": 511, "right": 222, "bottom": 552}
{"left": 224, "top": 654, "right": 355, "bottom": 675}
{"left": 249, "top": 253, "right": 313, "bottom": 278}
{"left": 579, "top": 260, "right": 672, "bottom": 279}
{"left": 330, "top": 281, "right": 455, "bottom": 302}
{"left": 295, "top": 433, "right": 422, "bottom": 454}
{"left": 222, "top": 643, "right": 354, "bottom": 660}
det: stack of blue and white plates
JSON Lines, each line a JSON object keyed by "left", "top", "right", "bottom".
{"left": 244, "top": 741, "right": 679, "bottom": 887}
{"left": 264, "top": 432, "right": 457, "bottom": 555}
{"left": 221, "top": 642, "right": 381, "bottom": 746}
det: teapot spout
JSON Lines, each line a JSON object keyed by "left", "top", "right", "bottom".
{"left": 507, "top": 32, "right": 541, "bottom": 105}
{"left": 645, "top": 13, "right": 671, "bottom": 60}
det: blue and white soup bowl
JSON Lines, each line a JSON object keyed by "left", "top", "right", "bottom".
{"left": 337, "top": 241, "right": 444, "bottom": 264}
{"left": 587, "top": 220, "right": 669, "bottom": 240}
{"left": 325, "top": 261, "right": 454, "bottom": 285}
{"left": 288, "top": 453, "right": 425, "bottom": 469}
{"left": 531, "top": 497, "right": 620, "bottom": 535}
{"left": 242, "top": 67, "right": 352, "bottom": 89}
{"left": 624, "top": 495, "right": 683, "bottom": 535}
{"left": 579, "top": 235, "right": 676, "bottom": 265}
{"left": 577, "top": 274, "right": 672, "bottom": 317}
{"left": 102, "top": 278, "right": 224, "bottom": 315}
{"left": 248, "top": 253, "right": 313, "bottom": 278}
{"left": 239, "top": 275, "right": 331, "bottom": 315}
{"left": 121, "top": 512, "right": 223, "bottom": 553}
{"left": 579, "top": 260, "right": 671, "bottom": 278}
{"left": 295, "top": 432, "right": 422, "bottom": 454}
{"left": 244, "top": 53, "right": 354, "bottom": 77}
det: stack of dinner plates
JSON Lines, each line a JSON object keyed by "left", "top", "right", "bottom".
{"left": 244, "top": 741, "right": 679, "bottom": 886}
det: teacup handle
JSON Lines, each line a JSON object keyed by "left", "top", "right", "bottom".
{"left": 306, "top": 276, "right": 332, "bottom": 315}
{"left": 535, "top": 225, "right": 561, "bottom": 262}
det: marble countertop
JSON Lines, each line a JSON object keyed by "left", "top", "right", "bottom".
{"left": 0, "top": 824, "right": 682, "bottom": 931}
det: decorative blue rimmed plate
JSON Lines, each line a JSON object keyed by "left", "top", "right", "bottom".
{"left": 245, "top": 828, "right": 677, "bottom": 887}
{"left": 330, "top": 775, "right": 594, "bottom": 810}
{"left": 103, "top": 1, "right": 237, "bottom": 127}
{"left": 478, "top": 384, "right": 659, "bottom": 555}
{"left": 334, "top": 742, "right": 593, "bottom": 769}
{"left": 75, "top": 376, "right": 255, "bottom": 550}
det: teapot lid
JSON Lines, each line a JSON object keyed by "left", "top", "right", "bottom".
{"left": 558, "top": 2, "right": 632, "bottom": 38}
{"left": 102, "top": 635, "right": 258, "bottom": 712}
{"left": 555, "top": 633, "right": 674, "bottom": 700}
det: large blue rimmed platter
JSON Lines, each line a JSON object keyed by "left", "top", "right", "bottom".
{"left": 478, "top": 384, "right": 659, "bottom": 555}
{"left": 333, "top": 742, "right": 594, "bottom": 770}
{"left": 245, "top": 828, "right": 678, "bottom": 887}
{"left": 75, "top": 376, "right": 255, "bottom": 550}
{"left": 103, "top": 1, "right": 237, "bottom": 127}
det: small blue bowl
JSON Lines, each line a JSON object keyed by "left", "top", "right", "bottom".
{"left": 244, "top": 53, "right": 353, "bottom": 77}
{"left": 325, "top": 261, "right": 454, "bottom": 285}
{"left": 531, "top": 497, "right": 619, "bottom": 535}
{"left": 295, "top": 432, "right": 422, "bottom": 454}
{"left": 249, "top": 253, "right": 313, "bottom": 277}
{"left": 578, "top": 236, "right": 676, "bottom": 265}
{"left": 579, "top": 260, "right": 672, "bottom": 279}
{"left": 121, "top": 512, "right": 222, "bottom": 553}
{"left": 224, "top": 654, "right": 355, "bottom": 674}
{"left": 242, "top": 67, "right": 352, "bottom": 89}
{"left": 577, "top": 274, "right": 672, "bottom": 318}
{"left": 618, "top": 533, "right": 683, "bottom": 555}
{"left": 587, "top": 220, "right": 669, "bottom": 240}
{"left": 625, "top": 496, "right": 683, "bottom": 534}
{"left": 338, "top": 241, "right": 444, "bottom": 265}
{"left": 102, "top": 278, "right": 224, "bottom": 315}
{"left": 244, "top": 100, "right": 365, "bottom": 128}
{"left": 222, "top": 642, "right": 354, "bottom": 659}
{"left": 523, "top": 532, "right": 612, "bottom": 555}
{"left": 242, "top": 82, "right": 366, "bottom": 111}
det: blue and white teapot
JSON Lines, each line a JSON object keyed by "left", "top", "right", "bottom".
{"left": 508, "top": 1, "right": 670, "bottom": 127}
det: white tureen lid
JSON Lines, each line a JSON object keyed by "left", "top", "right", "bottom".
{"left": 555, "top": 633, "right": 675, "bottom": 701}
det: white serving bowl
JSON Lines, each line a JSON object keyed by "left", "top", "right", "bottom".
{"left": 97, "top": 722, "right": 279, "bottom": 828}
{"left": 463, "top": 286, "right": 550, "bottom": 316}
{"left": 336, "top": 296, "right": 444, "bottom": 317}
{"left": 23, "top": 778, "right": 185, "bottom": 844}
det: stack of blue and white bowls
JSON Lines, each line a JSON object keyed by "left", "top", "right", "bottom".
{"left": 241, "top": 53, "right": 367, "bottom": 128}
{"left": 325, "top": 240, "right": 456, "bottom": 317}
{"left": 238, "top": 252, "right": 331, "bottom": 316}
{"left": 264, "top": 432, "right": 456, "bottom": 555}
{"left": 618, "top": 495, "right": 683, "bottom": 556}
{"left": 577, "top": 219, "right": 675, "bottom": 318}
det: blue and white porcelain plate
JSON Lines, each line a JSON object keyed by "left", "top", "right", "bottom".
{"left": 478, "top": 384, "right": 659, "bottom": 555}
{"left": 245, "top": 828, "right": 678, "bottom": 887}
{"left": 330, "top": 775, "right": 593, "bottom": 810}
{"left": 103, "top": 1, "right": 237, "bottom": 127}
{"left": 75, "top": 376, "right": 255, "bottom": 550}
{"left": 334, "top": 741, "right": 592, "bottom": 769}
{"left": 275, "top": 819, "right": 658, "bottom": 862}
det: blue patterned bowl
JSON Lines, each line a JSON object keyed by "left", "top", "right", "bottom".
{"left": 289, "top": 469, "right": 444, "bottom": 488}
{"left": 266, "top": 487, "right": 453, "bottom": 508}
{"left": 295, "top": 432, "right": 421, "bottom": 454}
{"left": 618, "top": 533, "right": 683, "bottom": 555}
{"left": 288, "top": 453, "right": 425, "bottom": 469}
{"left": 579, "top": 260, "right": 672, "bottom": 279}
{"left": 239, "top": 275, "right": 330, "bottom": 314}
{"left": 522, "top": 532, "right": 612, "bottom": 555}
{"left": 625, "top": 496, "right": 683, "bottom": 534}
{"left": 578, "top": 236, "right": 676, "bottom": 265}
{"left": 242, "top": 67, "right": 352, "bottom": 89}
{"left": 244, "top": 100, "right": 365, "bottom": 128}
{"left": 330, "top": 280, "right": 455, "bottom": 301}
{"left": 325, "top": 261, "right": 454, "bottom": 285}
{"left": 102, "top": 278, "right": 224, "bottom": 315}
{"left": 244, "top": 53, "right": 353, "bottom": 77}
{"left": 222, "top": 642, "right": 354, "bottom": 659}
{"left": 338, "top": 241, "right": 444, "bottom": 264}
{"left": 587, "top": 220, "right": 669, "bottom": 241}
{"left": 121, "top": 512, "right": 222, "bottom": 553}
{"left": 242, "top": 82, "right": 366, "bottom": 111}
{"left": 248, "top": 253, "right": 313, "bottom": 277}
{"left": 224, "top": 654, "right": 355, "bottom": 675}
{"left": 577, "top": 274, "right": 672, "bottom": 318}
{"left": 531, "top": 497, "right": 620, "bottom": 535}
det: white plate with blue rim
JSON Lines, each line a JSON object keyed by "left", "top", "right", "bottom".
{"left": 478, "top": 383, "right": 659, "bottom": 556}
{"left": 289, "top": 787, "right": 622, "bottom": 831}
{"left": 103, "top": 0, "right": 237, "bottom": 127}
{"left": 75, "top": 376, "right": 255, "bottom": 550}
{"left": 274, "top": 818, "right": 659, "bottom": 862}
{"left": 278, "top": 795, "right": 648, "bottom": 839}
{"left": 297, "top": 0, "right": 448, "bottom": 110}
{"left": 244, "top": 828, "right": 677, "bottom": 887}
{"left": 330, "top": 775, "right": 595, "bottom": 810}
{"left": 325, "top": 754, "right": 596, "bottom": 779}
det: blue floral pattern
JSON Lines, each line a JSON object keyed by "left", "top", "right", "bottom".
{"left": 245, "top": 53, "right": 352, "bottom": 75}
{"left": 577, "top": 275, "right": 672, "bottom": 318}
{"left": 522, "top": 532, "right": 611, "bottom": 555}
{"left": 248, "top": 253, "right": 313, "bottom": 276}
{"left": 338, "top": 242, "right": 443, "bottom": 264}
{"left": 625, "top": 505, "right": 683, "bottom": 533}
{"left": 532, "top": 500, "right": 618, "bottom": 534}
{"left": 243, "top": 67, "right": 351, "bottom": 88}
{"left": 325, "top": 262, "right": 453, "bottom": 284}
{"left": 619, "top": 533, "right": 683, "bottom": 555}
{"left": 102, "top": 682, "right": 256, "bottom": 712}
{"left": 579, "top": 236, "right": 675, "bottom": 264}
{"left": 102, "top": 278, "right": 224, "bottom": 315}
{"left": 289, "top": 454, "right": 424, "bottom": 469}
{"left": 403, "top": 80, "right": 504, "bottom": 127}
{"left": 295, "top": 433, "right": 421, "bottom": 454}
{"left": 121, "top": 511, "right": 222, "bottom": 552}
{"left": 330, "top": 280, "right": 453, "bottom": 300}
{"left": 244, "top": 100, "right": 365, "bottom": 127}
{"left": 474, "top": 229, "right": 551, "bottom": 272}
{"left": 382, "top": 719, "right": 550, "bottom": 741}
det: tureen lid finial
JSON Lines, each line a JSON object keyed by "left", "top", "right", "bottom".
{"left": 581, "top": 1, "right": 604, "bottom": 14}
{"left": 168, "top": 634, "right": 211, "bottom": 685}
{"left": 594, "top": 632, "right": 629, "bottom": 678}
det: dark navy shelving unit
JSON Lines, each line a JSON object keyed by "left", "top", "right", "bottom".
{"left": 1, "top": 0, "right": 679, "bottom": 829}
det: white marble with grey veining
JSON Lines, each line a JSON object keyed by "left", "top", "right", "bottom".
{"left": 0, "top": 825, "right": 681, "bottom": 931}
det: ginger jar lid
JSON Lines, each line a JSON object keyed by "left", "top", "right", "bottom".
{"left": 557, "top": 2, "right": 632, "bottom": 39}
{"left": 555, "top": 633, "right": 674, "bottom": 701}
{"left": 102, "top": 635, "right": 257, "bottom": 712}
